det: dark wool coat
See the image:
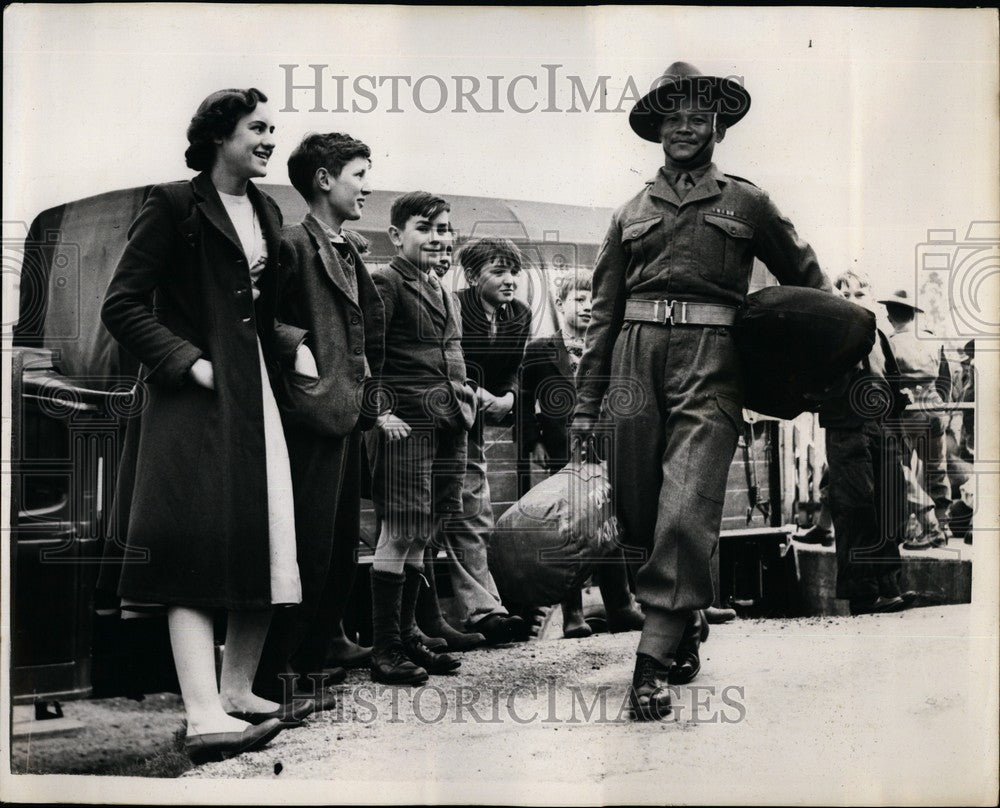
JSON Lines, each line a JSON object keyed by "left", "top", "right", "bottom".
{"left": 100, "top": 172, "right": 305, "bottom": 609}
{"left": 275, "top": 215, "right": 385, "bottom": 437}
{"left": 517, "top": 331, "right": 576, "bottom": 465}
{"left": 454, "top": 288, "right": 532, "bottom": 402}
{"left": 371, "top": 256, "right": 476, "bottom": 430}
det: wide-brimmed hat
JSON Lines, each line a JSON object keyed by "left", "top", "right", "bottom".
{"left": 629, "top": 61, "right": 752, "bottom": 143}
{"left": 877, "top": 289, "right": 924, "bottom": 313}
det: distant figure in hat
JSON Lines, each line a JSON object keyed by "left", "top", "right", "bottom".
{"left": 571, "top": 62, "right": 831, "bottom": 720}
{"left": 948, "top": 338, "right": 975, "bottom": 542}
{"left": 879, "top": 289, "right": 953, "bottom": 548}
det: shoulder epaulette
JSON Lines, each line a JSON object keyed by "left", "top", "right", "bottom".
{"left": 723, "top": 173, "right": 759, "bottom": 187}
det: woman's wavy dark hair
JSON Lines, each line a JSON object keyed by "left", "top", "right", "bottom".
{"left": 184, "top": 88, "right": 268, "bottom": 171}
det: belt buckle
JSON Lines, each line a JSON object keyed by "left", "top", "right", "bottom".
{"left": 673, "top": 301, "right": 689, "bottom": 324}
{"left": 653, "top": 299, "right": 673, "bottom": 324}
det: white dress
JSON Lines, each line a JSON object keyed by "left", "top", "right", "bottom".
{"left": 219, "top": 191, "right": 302, "bottom": 606}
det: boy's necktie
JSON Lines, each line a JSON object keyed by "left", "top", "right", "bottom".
{"left": 427, "top": 271, "right": 445, "bottom": 311}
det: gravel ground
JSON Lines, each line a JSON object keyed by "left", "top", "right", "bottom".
{"left": 9, "top": 605, "right": 997, "bottom": 804}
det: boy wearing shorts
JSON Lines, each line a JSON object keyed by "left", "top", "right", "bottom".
{"left": 368, "top": 192, "right": 477, "bottom": 684}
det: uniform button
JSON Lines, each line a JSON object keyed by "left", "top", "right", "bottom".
{"left": 242, "top": 316, "right": 252, "bottom": 324}
{"left": 353, "top": 347, "right": 363, "bottom": 355}
{"left": 235, "top": 288, "right": 247, "bottom": 297}
{"left": 351, "top": 316, "right": 360, "bottom": 325}
{"left": 356, "top": 374, "right": 364, "bottom": 382}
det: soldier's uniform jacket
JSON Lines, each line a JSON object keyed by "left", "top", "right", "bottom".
{"left": 575, "top": 163, "right": 829, "bottom": 416}
{"left": 889, "top": 323, "right": 951, "bottom": 396}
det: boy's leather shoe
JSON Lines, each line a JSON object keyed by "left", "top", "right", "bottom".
{"left": 849, "top": 595, "right": 906, "bottom": 615}
{"left": 371, "top": 644, "right": 429, "bottom": 685}
{"left": 628, "top": 654, "right": 673, "bottom": 721}
{"left": 705, "top": 606, "right": 737, "bottom": 624}
{"left": 562, "top": 607, "right": 593, "bottom": 639}
{"left": 606, "top": 604, "right": 645, "bottom": 633}
{"left": 797, "top": 525, "right": 834, "bottom": 546}
{"left": 475, "top": 614, "right": 529, "bottom": 645}
{"left": 403, "top": 637, "right": 461, "bottom": 674}
{"left": 410, "top": 626, "right": 448, "bottom": 652}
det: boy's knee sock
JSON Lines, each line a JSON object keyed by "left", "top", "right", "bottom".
{"left": 370, "top": 569, "right": 407, "bottom": 651}
{"left": 400, "top": 565, "right": 424, "bottom": 642}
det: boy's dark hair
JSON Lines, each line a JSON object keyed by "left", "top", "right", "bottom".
{"left": 287, "top": 132, "right": 371, "bottom": 200}
{"left": 458, "top": 237, "right": 523, "bottom": 284}
{"left": 557, "top": 273, "right": 592, "bottom": 302}
{"left": 884, "top": 302, "right": 916, "bottom": 324}
{"left": 185, "top": 88, "right": 268, "bottom": 172}
{"left": 389, "top": 191, "right": 450, "bottom": 230}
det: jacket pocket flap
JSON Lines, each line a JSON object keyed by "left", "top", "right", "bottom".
{"left": 621, "top": 216, "right": 662, "bottom": 242}
{"left": 704, "top": 214, "right": 754, "bottom": 240}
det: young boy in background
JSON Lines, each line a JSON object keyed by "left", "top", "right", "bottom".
{"left": 438, "top": 237, "right": 533, "bottom": 645}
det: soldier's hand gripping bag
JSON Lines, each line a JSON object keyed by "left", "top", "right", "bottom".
{"left": 736, "top": 286, "right": 876, "bottom": 419}
{"left": 490, "top": 461, "right": 620, "bottom": 609}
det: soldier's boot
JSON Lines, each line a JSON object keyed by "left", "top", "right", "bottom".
{"left": 628, "top": 653, "right": 673, "bottom": 721}
{"left": 668, "top": 609, "right": 709, "bottom": 685}
{"left": 369, "top": 569, "right": 428, "bottom": 685}
{"left": 415, "top": 549, "right": 485, "bottom": 652}
{"left": 597, "top": 561, "right": 644, "bottom": 633}
{"left": 401, "top": 566, "right": 461, "bottom": 674}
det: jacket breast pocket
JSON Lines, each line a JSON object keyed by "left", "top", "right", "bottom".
{"left": 699, "top": 213, "right": 755, "bottom": 288}
{"left": 621, "top": 216, "right": 664, "bottom": 274}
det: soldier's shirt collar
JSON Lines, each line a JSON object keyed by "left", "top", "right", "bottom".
{"left": 647, "top": 162, "right": 725, "bottom": 188}
{"left": 647, "top": 163, "right": 727, "bottom": 205}
{"left": 661, "top": 163, "right": 712, "bottom": 187}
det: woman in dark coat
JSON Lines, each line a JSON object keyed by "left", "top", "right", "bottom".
{"left": 101, "top": 88, "right": 317, "bottom": 761}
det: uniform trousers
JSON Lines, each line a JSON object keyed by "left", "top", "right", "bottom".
{"left": 608, "top": 321, "right": 743, "bottom": 664}
{"left": 892, "top": 390, "right": 950, "bottom": 528}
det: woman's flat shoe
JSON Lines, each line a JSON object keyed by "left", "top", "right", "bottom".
{"left": 184, "top": 718, "right": 284, "bottom": 765}
{"left": 227, "top": 698, "right": 316, "bottom": 727}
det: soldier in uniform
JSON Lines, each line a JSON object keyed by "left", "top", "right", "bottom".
{"left": 572, "top": 62, "right": 831, "bottom": 720}
{"left": 878, "top": 289, "right": 953, "bottom": 547}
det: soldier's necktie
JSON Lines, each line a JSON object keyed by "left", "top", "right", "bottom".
{"left": 676, "top": 171, "right": 696, "bottom": 197}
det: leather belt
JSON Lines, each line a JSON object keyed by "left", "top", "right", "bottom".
{"left": 623, "top": 298, "right": 738, "bottom": 327}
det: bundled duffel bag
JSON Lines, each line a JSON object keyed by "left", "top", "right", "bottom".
{"left": 490, "top": 461, "right": 620, "bottom": 609}
{"left": 736, "top": 286, "right": 876, "bottom": 419}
